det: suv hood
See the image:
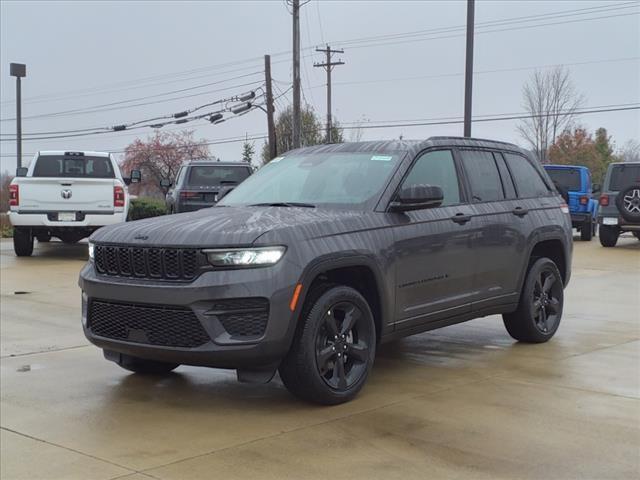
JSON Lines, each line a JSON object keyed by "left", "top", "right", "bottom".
{"left": 90, "top": 206, "right": 370, "bottom": 247}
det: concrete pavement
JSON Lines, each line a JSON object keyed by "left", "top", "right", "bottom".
{"left": 1, "top": 236, "right": 639, "bottom": 479}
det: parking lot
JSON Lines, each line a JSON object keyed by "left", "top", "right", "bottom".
{"left": 1, "top": 235, "right": 638, "bottom": 479}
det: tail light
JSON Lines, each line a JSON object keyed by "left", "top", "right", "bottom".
{"left": 180, "top": 191, "right": 200, "bottom": 199}
{"left": 9, "top": 184, "right": 19, "bottom": 206}
{"left": 599, "top": 194, "right": 609, "bottom": 207}
{"left": 114, "top": 186, "right": 125, "bottom": 207}
{"left": 560, "top": 202, "right": 569, "bottom": 214}
{"left": 579, "top": 195, "right": 589, "bottom": 205}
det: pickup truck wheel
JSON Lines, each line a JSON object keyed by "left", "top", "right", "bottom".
{"left": 599, "top": 225, "right": 619, "bottom": 247}
{"left": 13, "top": 228, "right": 34, "bottom": 257}
{"left": 580, "top": 218, "right": 593, "bottom": 241}
{"left": 279, "top": 284, "right": 376, "bottom": 405}
{"left": 503, "top": 258, "right": 563, "bottom": 343}
{"left": 111, "top": 353, "right": 179, "bottom": 374}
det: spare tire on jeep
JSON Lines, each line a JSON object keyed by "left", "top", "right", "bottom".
{"left": 615, "top": 184, "right": 640, "bottom": 223}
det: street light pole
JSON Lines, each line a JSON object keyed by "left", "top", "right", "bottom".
{"left": 10, "top": 63, "right": 26, "bottom": 169}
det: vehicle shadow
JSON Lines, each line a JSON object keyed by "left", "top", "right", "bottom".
{"left": 31, "top": 239, "right": 88, "bottom": 260}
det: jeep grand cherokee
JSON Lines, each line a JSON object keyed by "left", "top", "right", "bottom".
{"left": 79, "top": 137, "right": 572, "bottom": 404}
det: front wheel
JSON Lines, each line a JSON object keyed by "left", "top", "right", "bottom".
{"left": 279, "top": 285, "right": 376, "bottom": 405}
{"left": 503, "top": 258, "right": 564, "bottom": 343}
{"left": 13, "top": 228, "right": 34, "bottom": 257}
{"left": 599, "top": 225, "right": 619, "bottom": 247}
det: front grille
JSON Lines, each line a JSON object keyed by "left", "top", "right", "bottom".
{"left": 94, "top": 245, "right": 200, "bottom": 281}
{"left": 209, "top": 298, "right": 269, "bottom": 338}
{"left": 89, "top": 300, "right": 210, "bottom": 348}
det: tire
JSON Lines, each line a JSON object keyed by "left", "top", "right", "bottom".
{"left": 36, "top": 233, "right": 51, "bottom": 242}
{"left": 13, "top": 228, "right": 34, "bottom": 257}
{"left": 279, "top": 284, "right": 377, "bottom": 405}
{"left": 580, "top": 218, "right": 593, "bottom": 241}
{"left": 615, "top": 184, "right": 640, "bottom": 223}
{"left": 503, "top": 257, "right": 564, "bottom": 343}
{"left": 599, "top": 225, "right": 619, "bottom": 247}
{"left": 111, "top": 352, "right": 179, "bottom": 374}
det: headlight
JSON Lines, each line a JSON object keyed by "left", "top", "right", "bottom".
{"left": 88, "top": 242, "right": 95, "bottom": 260}
{"left": 203, "top": 246, "right": 286, "bottom": 267}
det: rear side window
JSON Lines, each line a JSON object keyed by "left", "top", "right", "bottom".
{"left": 32, "top": 155, "right": 115, "bottom": 178}
{"left": 494, "top": 153, "right": 517, "bottom": 199}
{"left": 545, "top": 168, "right": 582, "bottom": 191}
{"left": 503, "top": 153, "right": 550, "bottom": 198}
{"left": 609, "top": 164, "right": 640, "bottom": 191}
{"left": 186, "top": 166, "right": 250, "bottom": 187}
{"left": 459, "top": 150, "right": 504, "bottom": 202}
{"left": 402, "top": 150, "right": 461, "bottom": 206}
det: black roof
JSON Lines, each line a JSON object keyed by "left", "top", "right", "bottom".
{"left": 288, "top": 136, "right": 529, "bottom": 158}
{"left": 181, "top": 159, "right": 251, "bottom": 167}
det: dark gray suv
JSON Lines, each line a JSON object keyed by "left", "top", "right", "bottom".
{"left": 79, "top": 137, "right": 572, "bottom": 404}
{"left": 162, "top": 160, "right": 252, "bottom": 213}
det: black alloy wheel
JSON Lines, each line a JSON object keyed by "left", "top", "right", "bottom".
{"left": 279, "top": 284, "right": 376, "bottom": 405}
{"left": 314, "top": 301, "right": 373, "bottom": 391}
{"left": 503, "top": 257, "right": 563, "bottom": 343}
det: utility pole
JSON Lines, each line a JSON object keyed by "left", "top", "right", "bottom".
{"left": 10, "top": 63, "right": 26, "bottom": 169}
{"left": 463, "top": 0, "right": 475, "bottom": 138}
{"left": 292, "top": 0, "right": 301, "bottom": 148}
{"left": 264, "top": 54, "right": 277, "bottom": 160}
{"left": 314, "top": 45, "right": 344, "bottom": 144}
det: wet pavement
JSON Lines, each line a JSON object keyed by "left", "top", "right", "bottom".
{"left": 1, "top": 236, "right": 639, "bottom": 479}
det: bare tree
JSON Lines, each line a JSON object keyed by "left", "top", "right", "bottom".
{"left": 619, "top": 139, "right": 640, "bottom": 163}
{"left": 517, "top": 66, "right": 585, "bottom": 163}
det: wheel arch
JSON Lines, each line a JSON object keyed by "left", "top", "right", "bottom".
{"left": 519, "top": 237, "right": 569, "bottom": 292}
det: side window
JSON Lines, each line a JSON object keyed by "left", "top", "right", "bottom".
{"left": 175, "top": 167, "right": 186, "bottom": 186}
{"left": 503, "top": 153, "right": 551, "bottom": 198}
{"left": 494, "top": 153, "right": 517, "bottom": 199}
{"left": 402, "top": 150, "right": 461, "bottom": 206}
{"left": 459, "top": 150, "right": 505, "bottom": 202}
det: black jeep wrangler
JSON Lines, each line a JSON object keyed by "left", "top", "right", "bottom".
{"left": 79, "top": 137, "right": 572, "bottom": 404}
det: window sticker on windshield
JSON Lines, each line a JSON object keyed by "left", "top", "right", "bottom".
{"left": 371, "top": 155, "right": 393, "bottom": 162}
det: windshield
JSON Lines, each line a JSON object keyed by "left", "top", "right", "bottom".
{"left": 32, "top": 155, "right": 115, "bottom": 178}
{"left": 186, "top": 165, "right": 250, "bottom": 187}
{"left": 219, "top": 152, "right": 400, "bottom": 208}
{"left": 609, "top": 164, "right": 640, "bottom": 191}
{"left": 545, "top": 168, "right": 582, "bottom": 191}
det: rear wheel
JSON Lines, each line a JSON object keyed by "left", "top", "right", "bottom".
{"left": 107, "top": 351, "right": 179, "bottom": 374}
{"left": 580, "top": 218, "right": 593, "bottom": 241}
{"left": 599, "top": 225, "right": 619, "bottom": 247}
{"left": 13, "top": 228, "right": 34, "bottom": 257}
{"left": 503, "top": 258, "right": 563, "bottom": 343}
{"left": 279, "top": 284, "right": 376, "bottom": 405}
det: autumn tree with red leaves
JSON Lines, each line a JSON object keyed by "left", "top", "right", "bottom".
{"left": 120, "top": 130, "right": 210, "bottom": 198}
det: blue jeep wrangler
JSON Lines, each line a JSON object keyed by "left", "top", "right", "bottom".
{"left": 544, "top": 165, "right": 598, "bottom": 241}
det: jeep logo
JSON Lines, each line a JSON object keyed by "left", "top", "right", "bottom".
{"left": 61, "top": 189, "right": 72, "bottom": 199}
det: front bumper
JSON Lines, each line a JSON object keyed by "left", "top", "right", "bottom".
{"left": 78, "top": 259, "right": 301, "bottom": 369}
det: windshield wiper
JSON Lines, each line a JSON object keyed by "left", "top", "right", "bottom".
{"left": 249, "top": 202, "right": 316, "bottom": 208}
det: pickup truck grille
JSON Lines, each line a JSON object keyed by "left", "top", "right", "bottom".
{"left": 94, "top": 245, "right": 200, "bottom": 280}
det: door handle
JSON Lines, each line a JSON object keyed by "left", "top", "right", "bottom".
{"left": 451, "top": 213, "right": 472, "bottom": 224}
{"left": 513, "top": 206, "right": 529, "bottom": 217}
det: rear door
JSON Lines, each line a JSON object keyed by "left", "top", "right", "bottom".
{"left": 20, "top": 154, "right": 117, "bottom": 212}
{"left": 458, "top": 149, "right": 523, "bottom": 309}
{"left": 392, "top": 149, "right": 476, "bottom": 329}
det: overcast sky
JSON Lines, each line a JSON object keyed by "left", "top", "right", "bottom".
{"left": 1, "top": 0, "right": 638, "bottom": 172}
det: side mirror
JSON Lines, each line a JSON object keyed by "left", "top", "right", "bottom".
{"left": 592, "top": 183, "right": 601, "bottom": 194}
{"left": 390, "top": 184, "right": 444, "bottom": 212}
{"left": 130, "top": 170, "right": 142, "bottom": 183}
{"left": 16, "top": 167, "right": 28, "bottom": 177}
{"left": 160, "top": 178, "right": 172, "bottom": 188}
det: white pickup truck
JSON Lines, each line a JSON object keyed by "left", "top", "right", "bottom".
{"left": 8, "top": 151, "right": 140, "bottom": 256}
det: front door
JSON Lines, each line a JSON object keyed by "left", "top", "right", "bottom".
{"left": 392, "top": 149, "right": 476, "bottom": 329}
